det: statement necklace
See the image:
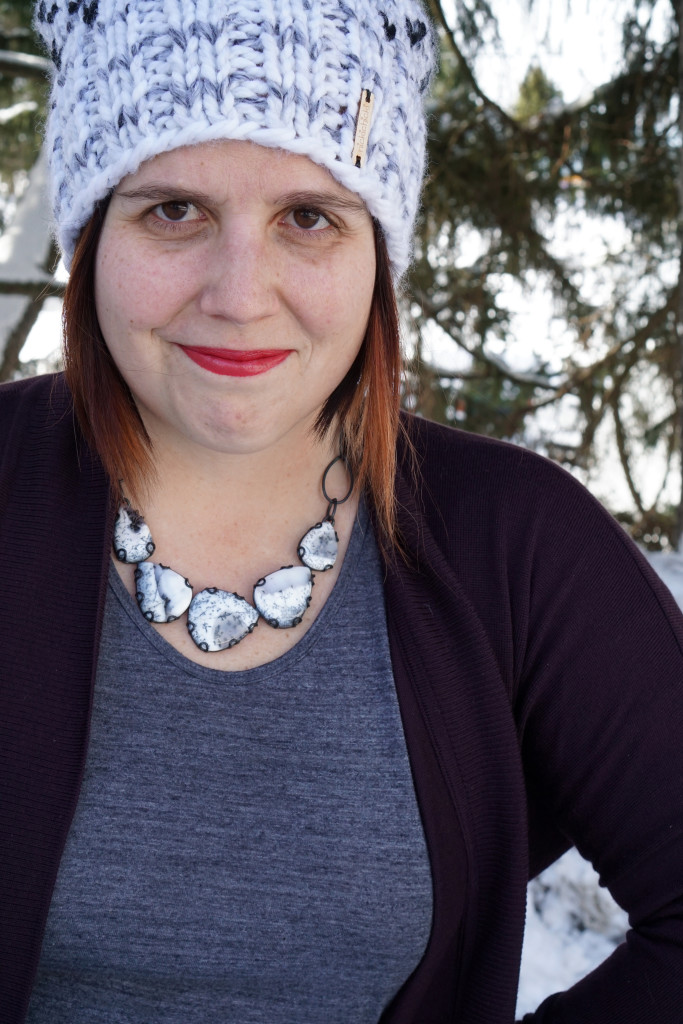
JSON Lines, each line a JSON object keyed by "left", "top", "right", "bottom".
{"left": 113, "top": 456, "right": 353, "bottom": 653}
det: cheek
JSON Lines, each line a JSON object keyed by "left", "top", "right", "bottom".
{"left": 295, "top": 247, "right": 375, "bottom": 340}
{"left": 95, "top": 244, "right": 140, "bottom": 338}
{"left": 95, "top": 240, "right": 188, "bottom": 336}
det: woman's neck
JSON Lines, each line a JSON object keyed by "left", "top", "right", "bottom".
{"left": 135, "top": 423, "right": 339, "bottom": 524}
{"left": 122, "top": 424, "right": 353, "bottom": 584}
{"left": 112, "top": 426, "right": 359, "bottom": 673}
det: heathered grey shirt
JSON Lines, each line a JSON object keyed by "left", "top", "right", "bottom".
{"left": 27, "top": 505, "right": 433, "bottom": 1023}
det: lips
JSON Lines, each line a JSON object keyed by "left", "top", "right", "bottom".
{"left": 179, "top": 345, "right": 292, "bottom": 377}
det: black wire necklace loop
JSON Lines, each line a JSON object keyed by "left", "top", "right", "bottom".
{"left": 322, "top": 455, "right": 354, "bottom": 522}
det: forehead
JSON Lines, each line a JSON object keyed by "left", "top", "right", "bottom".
{"left": 116, "top": 140, "right": 367, "bottom": 208}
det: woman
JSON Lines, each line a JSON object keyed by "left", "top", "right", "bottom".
{"left": 1, "top": 0, "right": 682, "bottom": 1021}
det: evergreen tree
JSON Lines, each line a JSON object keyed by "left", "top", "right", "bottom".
{"left": 513, "top": 65, "right": 561, "bottom": 124}
{"left": 0, "top": 1, "right": 57, "bottom": 381}
{"left": 0, "top": 0, "right": 46, "bottom": 218}
{"left": 408, "top": 0, "right": 679, "bottom": 548}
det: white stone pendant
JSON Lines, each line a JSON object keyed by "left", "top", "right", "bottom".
{"left": 187, "top": 588, "right": 259, "bottom": 652}
{"left": 134, "top": 561, "right": 193, "bottom": 623}
{"left": 253, "top": 565, "right": 313, "bottom": 629}
{"left": 113, "top": 506, "right": 155, "bottom": 563}
{"left": 298, "top": 520, "right": 338, "bottom": 572}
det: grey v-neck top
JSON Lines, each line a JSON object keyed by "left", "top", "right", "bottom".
{"left": 27, "top": 505, "right": 433, "bottom": 1023}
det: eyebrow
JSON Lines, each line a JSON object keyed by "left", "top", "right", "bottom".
{"left": 114, "top": 183, "right": 367, "bottom": 214}
{"left": 115, "top": 185, "right": 213, "bottom": 204}
{"left": 276, "top": 190, "right": 368, "bottom": 214}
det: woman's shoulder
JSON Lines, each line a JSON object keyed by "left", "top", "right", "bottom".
{"left": 398, "top": 411, "right": 596, "bottom": 515}
{"left": 395, "top": 412, "right": 658, "bottom": 597}
{"left": 0, "top": 371, "right": 69, "bottom": 427}
{"left": 0, "top": 372, "right": 73, "bottom": 471}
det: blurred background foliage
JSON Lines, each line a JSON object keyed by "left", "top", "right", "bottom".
{"left": 0, "top": 0, "right": 680, "bottom": 547}
{"left": 0, "top": 0, "right": 46, "bottom": 223}
{"left": 407, "top": 0, "right": 679, "bottom": 548}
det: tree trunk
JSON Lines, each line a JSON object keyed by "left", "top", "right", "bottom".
{"left": 0, "top": 150, "right": 60, "bottom": 382}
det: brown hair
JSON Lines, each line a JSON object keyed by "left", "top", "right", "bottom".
{"left": 62, "top": 208, "right": 402, "bottom": 547}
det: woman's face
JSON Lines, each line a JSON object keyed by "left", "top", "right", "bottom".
{"left": 94, "top": 140, "right": 376, "bottom": 458}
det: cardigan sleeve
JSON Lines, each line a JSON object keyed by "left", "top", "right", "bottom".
{"left": 512, "top": 461, "right": 683, "bottom": 1022}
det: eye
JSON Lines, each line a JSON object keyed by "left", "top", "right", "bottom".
{"left": 152, "top": 200, "right": 202, "bottom": 223}
{"left": 283, "top": 208, "right": 331, "bottom": 231}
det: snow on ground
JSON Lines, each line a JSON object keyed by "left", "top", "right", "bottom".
{"left": 516, "top": 547, "right": 683, "bottom": 1017}
{"left": 643, "top": 548, "right": 683, "bottom": 609}
{"left": 516, "top": 850, "right": 628, "bottom": 1016}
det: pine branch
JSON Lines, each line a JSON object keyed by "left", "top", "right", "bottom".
{"left": 0, "top": 152, "right": 60, "bottom": 376}
{"left": 0, "top": 279, "right": 64, "bottom": 297}
{"left": 428, "top": 0, "right": 521, "bottom": 134}
{"left": 610, "top": 386, "right": 647, "bottom": 515}
{"left": 0, "top": 101, "right": 38, "bottom": 126}
{"left": 652, "top": 430, "right": 675, "bottom": 510}
{"left": 409, "top": 288, "right": 560, "bottom": 388}
{"left": 0, "top": 295, "right": 45, "bottom": 382}
{"left": 527, "top": 293, "right": 676, "bottom": 412}
{"left": 675, "top": 0, "right": 683, "bottom": 547}
{"left": 571, "top": 333, "right": 649, "bottom": 467}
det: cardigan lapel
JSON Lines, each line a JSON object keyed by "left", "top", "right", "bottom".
{"left": 0, "top": 375, "right": 114, "bottom": 1023}
{"left": 379, "top": 436, "right": 528, "bottom": 1024}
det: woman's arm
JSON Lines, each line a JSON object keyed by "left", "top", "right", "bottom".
{"left": 515, "top": 461, "right": 683, "bottom": 1022}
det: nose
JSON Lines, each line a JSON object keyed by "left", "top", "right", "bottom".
{"left": 197, "top": 224, "right": 280, "bottom": 326}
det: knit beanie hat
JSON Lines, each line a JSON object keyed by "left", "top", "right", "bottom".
{"left": 34, "top": 0, "right": 437, "bottom": 277}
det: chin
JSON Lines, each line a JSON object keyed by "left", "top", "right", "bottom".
{"left": 184, "top": 414, "right": 309, "bottom": 458}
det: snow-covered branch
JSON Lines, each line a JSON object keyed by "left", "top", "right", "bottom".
{"left": 0, "top": 101, "right": 38, "bottom": 126}
{"left": 0, "top": 49, "right": 50, "bottom": 78}
{"left": 0, "top": 151, "right": 58, "bottom": 380}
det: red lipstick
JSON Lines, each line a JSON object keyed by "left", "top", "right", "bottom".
{"left": 180, "top": 346, "right": 291, "bottom": 377}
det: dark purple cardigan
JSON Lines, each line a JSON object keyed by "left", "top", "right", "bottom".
{"left": 2, "top": 374, "right": 683, "bottom": 1023}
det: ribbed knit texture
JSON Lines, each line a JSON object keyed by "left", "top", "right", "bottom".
{"left": 3, "top": 376, "right": 683, "bottom": 1022}
{"left": 0, "top": 376, "right": 114, "bottom": 1023}
{"left": 34, "top": 0, "right": 436, "bottom": 274}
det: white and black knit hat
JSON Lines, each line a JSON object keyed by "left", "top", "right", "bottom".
{"left": 35, "top": 0, "right": 436, "bottom": 276}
